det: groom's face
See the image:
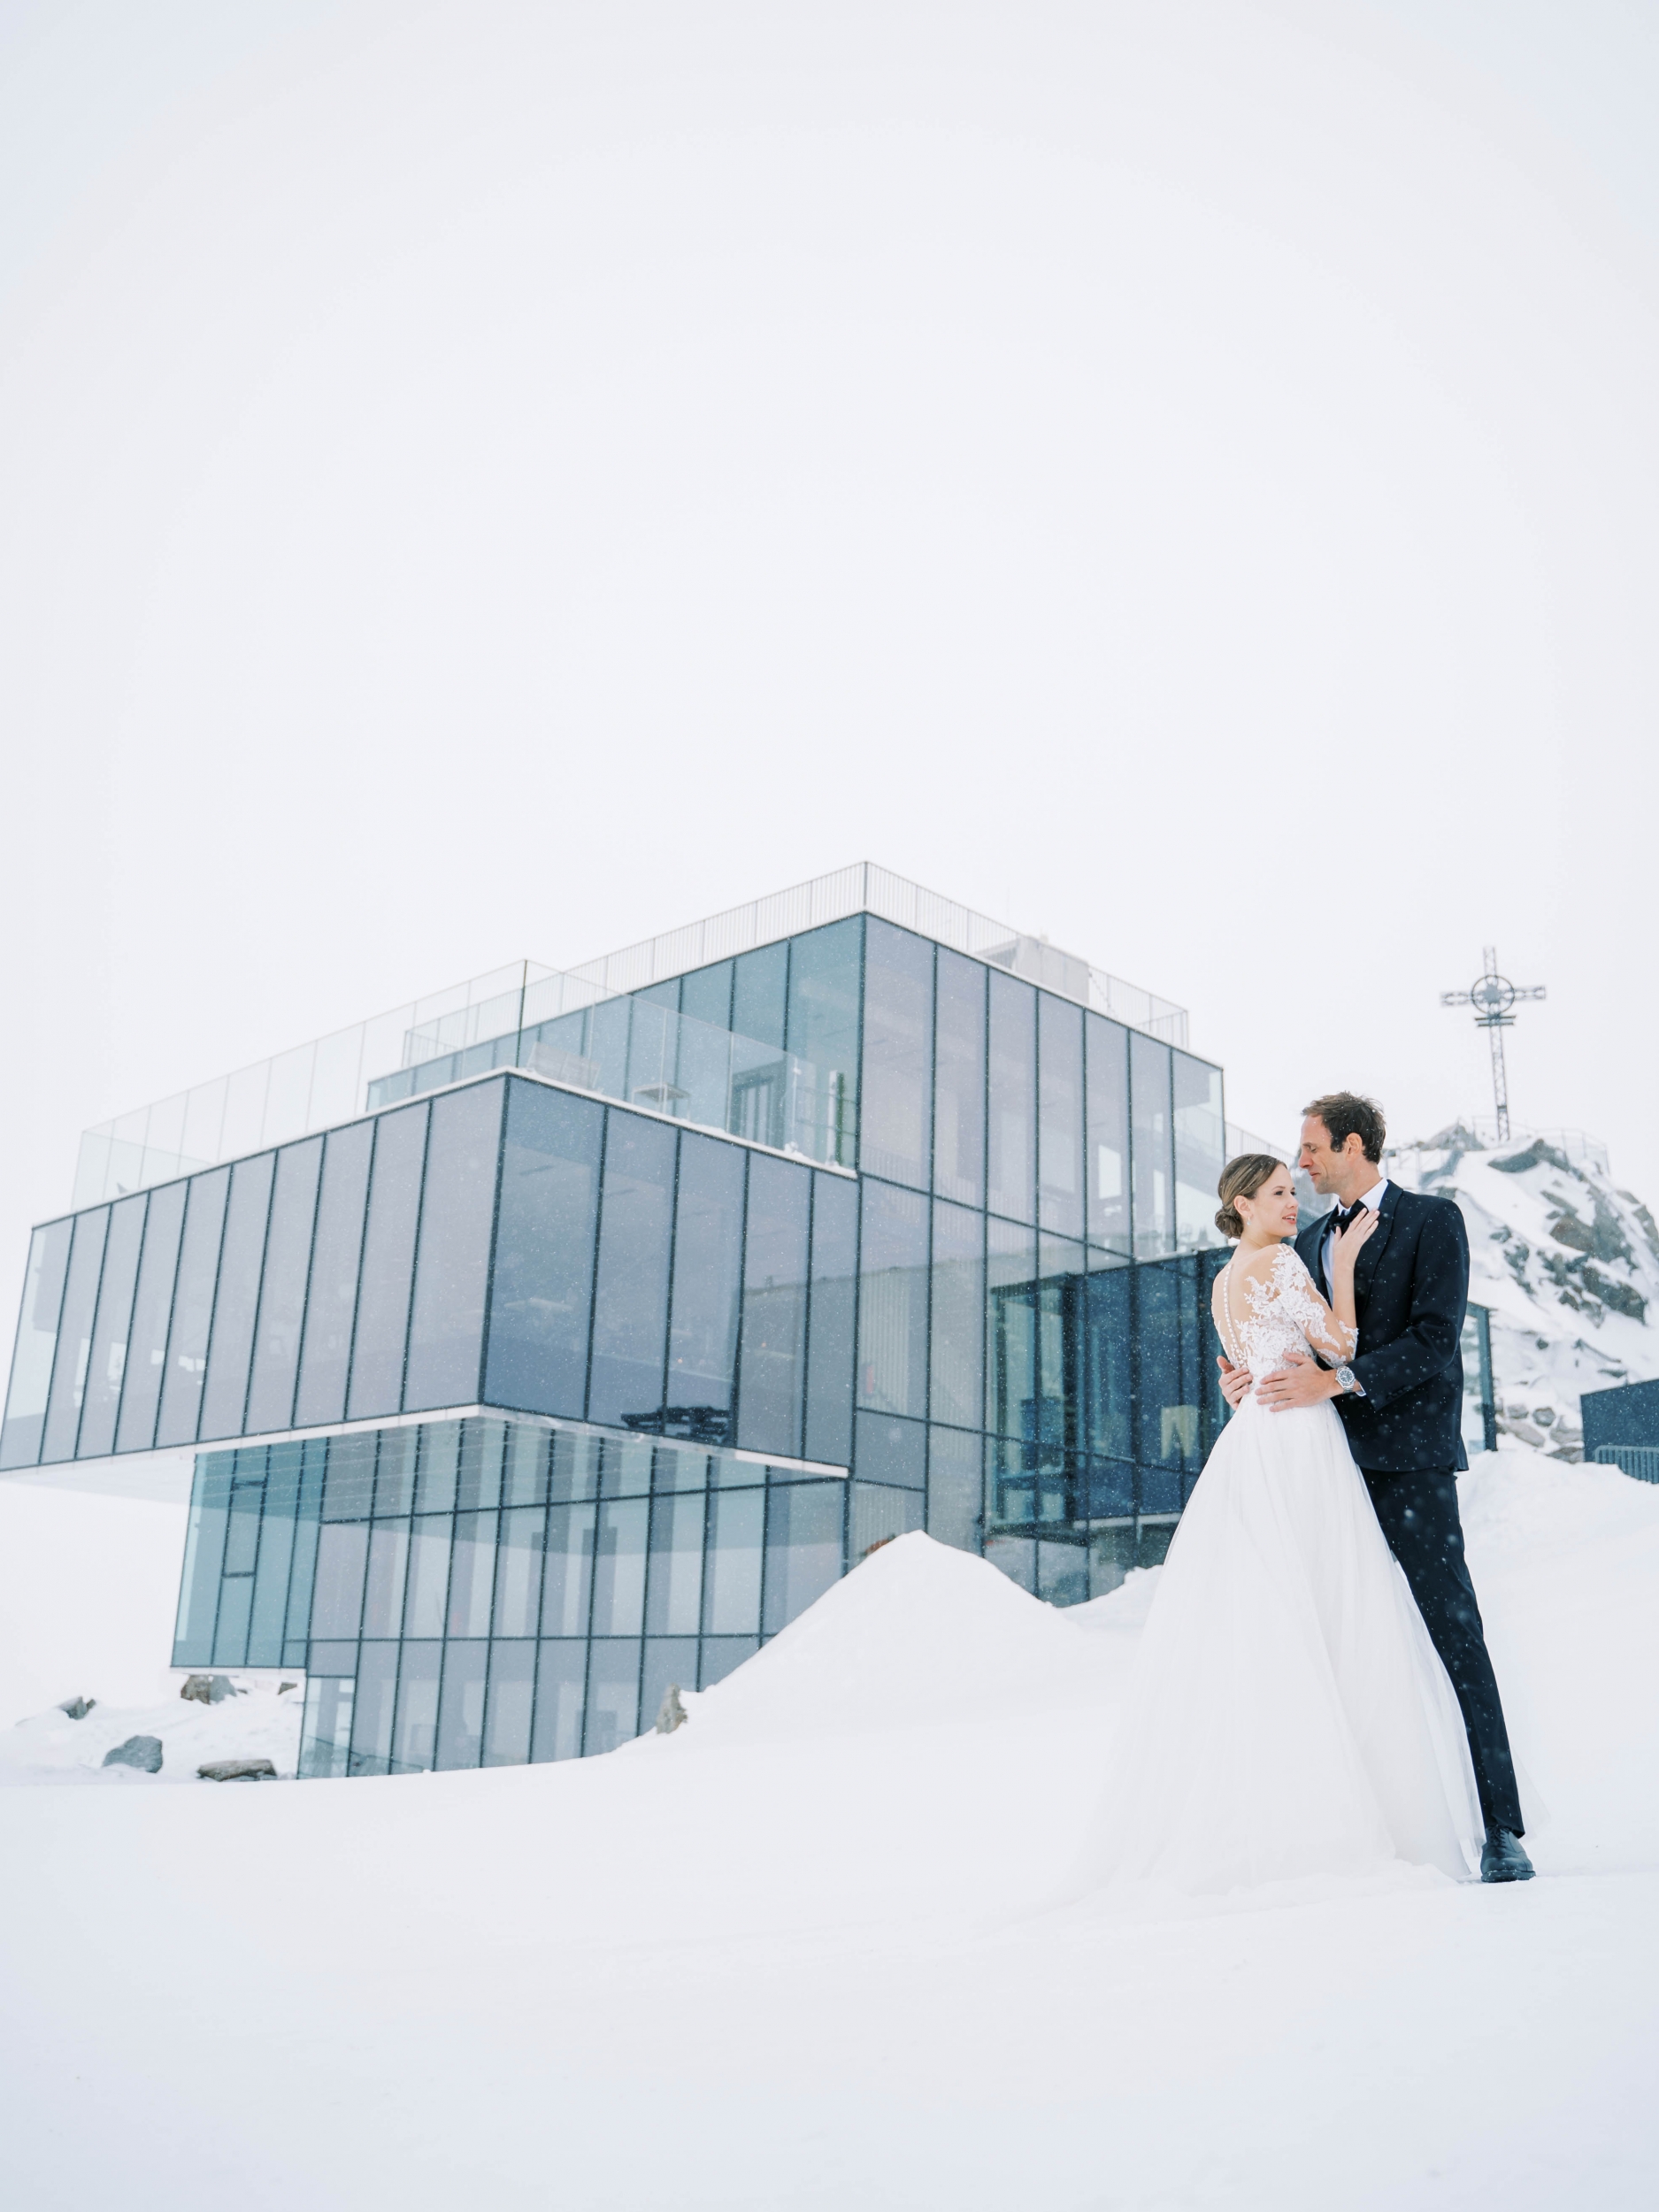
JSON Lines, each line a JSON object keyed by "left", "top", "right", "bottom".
{"left": 1299, "top": 1116, "right": 1349, "bottom": 1192}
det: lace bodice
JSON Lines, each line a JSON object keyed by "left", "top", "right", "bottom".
{"left": 1216, "top": 1245, "right": 1357, "bottom": 1379}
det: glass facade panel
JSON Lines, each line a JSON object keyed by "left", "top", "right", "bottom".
{"left": 1173, "top": 1053, "right": 1226, "bottom": 1253}
{"left": 156, "top": 1168, "right": 230, "bottom": 1448}
{"left": 311, "top": 1520, "right": 370, "bottom": 1640}
{"left": 1036, "top": 1236, "right": 1086, "bottom": 1478}
{"left": 592, "top": 1498, "right": 648, "bottom": 1636}
{"left": 785, "top": 918, "right": 861, "bottom": 1167}
{"left": 543, "top": 1502, "right": 596, "bottom": 1637}
{"left": 531, "top": 1641, "right": 588, "bottom": 1763}
{"left": 1131, "top": 1033, "right": 1175, "bottom": 1260}
{"left": 665, "top": 1133, "right": 743, "bottom": 1429}
{"left": 1084, "top": 1250, "right": 1133, "bottom": 1463}
{"left": 405, "top": 1080, "right": 503, "bottom": 1411}
{"left": 1037, "top": 995, "right": 1085, "bottom": 1241}
{"left": 679, "top": 960, "right": 733, "bottom": 1033}
{"left": 933, "top": 949, "right": 986, "bottom": 1208}
{"left": 641, "top": 1638, "right": 698, "bottom": 1733}
{"left": 987, "top": 972, "right": 1037, "bottom": 1225}
{"left": 588, "top": 1114, "right": 675, "bottom": 1429}
{"left": 849, "top": 1480, "right": 924, "bottom": 1561}
{"left": 732, "top": 941, "right": 787, "bottom": 1052}
{"left": 392, "top": 1643, "right": 442, "bottom": 1774}
{"left": 586, "top": 1640, "right": 642, "bottom": 1753}
{"left": 173, "top": 1454, "right": 233, "bottom": 1666}
{"left": 435, "top": 1640, "right": 488, "bottom": 1770}
{"left": 646, "top": 1487, "right": 705, "bottom": 1635}
{"left": 485, "top": 1082, "right": 602, "bottom": 1418}
{"left": 483, "top": 1641, "right": 536, "bottom": 1767}
{"left": 856, "top": 1179, "right": 927, "bottom": 1421}
{"left": 493, "top": 1506, "right": 546, "bottom": 1638}
{"left": 699, "top": 1635, "right": 758, "bottom": 1688}
{"left": 1084, "top": 1016, "right": 1131, "bottom": 1256}
{"left": 199, "top": 1154, "right": 275, "bottom": 1442}
{"left": 926, "top": 1427, "right": 981, "bottom": 1554}
{"left": 248, "top": 1445, "right": 302, "bottom": 1663}
{"left": 298, "top": 1675, "right": 356, "bottom": 1779}
{"left": 42, "top": 1206, "right": 108, "bottom": 1463}
{"left": 737, "top": 1154, "right": 809, "bottom": 1456}
{"left": 704, "top": 1486, "right": 764, "bottom": 1632}
{"left": 763, "top": 1482, "right": 843, "bottom": 1632}
{"left": 928, "top": 1198, "right": 982, "bottom": 1432}
{"left": 860, "top": 919, "right": 933, "bottom": 1188}
{"left": 347, "top": 1103, "right": 428, "bottom": 1421}
{"left": 76, "top": 1194, "right": 146, "bottom": 1461}
{"left": 985, "top": 1217, "right": 1036, "bottom": 1440}
{"left": 294, "top": 1121, "right": 373, "bottom": 1430}
{"left": 243, "top": 1138, "right": 321, "bottom": 1437}
{"left": 1, "top": 1220, "right": 72, "bottom": 1467}
{"left": 114, "top": 1183, "right": 186, "bottom": 1455}
{"left": 351, "top": 1641, "right": 400, "bottom": 1775}
{"left": 403, "top": 1515, "right": 453, "bottom": 1638}
{"left": 804, "top": 1171, "right": 856, "bottom": 1467}
{"left": 361, "top": 1517, "right": 411, "bottom": 1638}
{"left": 447, "top": 1511, "right": 498, "bottom": 1637}
{"left": 854, "top": 1410, "right": 926, "bottom": 1489}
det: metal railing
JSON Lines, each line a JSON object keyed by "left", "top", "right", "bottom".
{"left": 1594, "top": 1444, "right": 1659, "bottom": 1485}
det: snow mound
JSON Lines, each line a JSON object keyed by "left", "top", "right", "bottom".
{"left": 654, "top": 1532, "right": 1114, "bottom": 1749}
{"left": 0, "top": 1674, "right": 303, "bottom": 1786}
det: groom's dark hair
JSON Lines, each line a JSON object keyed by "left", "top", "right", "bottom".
{"left": 1303, "top": 1092, "right": 1386, "bottom": 1163}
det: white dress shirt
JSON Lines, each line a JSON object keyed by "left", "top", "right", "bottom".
{"left": 1320, "top": 1176, "right": 1389, "bottom": 1296}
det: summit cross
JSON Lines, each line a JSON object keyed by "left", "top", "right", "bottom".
{"left": 1440, "top": 947, "right": 1546, "bottom": 1142}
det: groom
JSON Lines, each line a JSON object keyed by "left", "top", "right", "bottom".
{"left": 1217, "top": 1091, "right": 1534, "bottom": 1884}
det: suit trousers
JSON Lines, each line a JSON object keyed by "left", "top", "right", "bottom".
{"left": 1362, "top": 1466, "right": 1525, "bottom": 1839}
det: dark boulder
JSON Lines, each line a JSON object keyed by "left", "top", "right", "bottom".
{"left": 196, "top": 1758, "right": 278, "bottom": 1783}
{"left": 103, "top": 1735, "right": 163, "bottom": 1773}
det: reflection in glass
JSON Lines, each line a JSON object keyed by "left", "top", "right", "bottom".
{"left": 1, "top": 1221, "right": 72, "bottom": 1467}
{"left": 933, "top": 950, "right": 986, "bottom": 1207}
{"left": 310, "top": 1521, "right": 369, "bottom": 1640}
{"left": 804, "top": 1172, "right": 856, "bottom": 1467}
{"left": 115, "top": 1185, "right": 186, "bottom": 1455}
{"left": 447, "top": 1511, "right": 498, "bottom": 1637}
{"left": 848, "top": 1480, "right": 923, "bottom": 1562}
{"left": 733, "top": 941, "right": 787, "bottom": 1051}
{"left": 1037, "top": 996, "right": 1084, "bottom": 1240}
{"left": 1131, "top": 1032, "right": 1174, "bottom": 1260}
{"left": 666, "top": 1133, "right": 742, "bottom": 1423}
{"left": 861, "top": 920, "right": 933, "bottom": 1188}
{"left": 704, "top": 1487, "right": 763, "bottom": 1632}
{"left": 585, "top": 1639, "right": 642, "bottom": 1753}
{"left": 243, "top": 1139, "right": 322, "bottom": 1437}
{"left": 985, "top": 1217, "right": 1035, "bottom": 1440}
{"left": 350, "top": 1642, "right": 400, "bottom": 1775}
{"left": 531, "top": 1641, "right": 588, "bottom": 1762}
{"left": 405, "top": 1081, "right": 503, "bottom": 1411}
{"left": 1173, "top": 1053, "right": 1226, "bottom": 1252}
{"left": 391, "top": 1643, "right": 442, "bottom": 1773}
{"left": 1036, "top": 1236, "right": 1086, "bottom": 1476}
{"left": 1084, "top": 1251, "right": 1133, "bottom": 1463}
{"left": 42, "top": 1207, "right": 108, "bottom": 1463}
{"left": 248, "top": 1445, "right": 302, "bottom": 1663}
{"left": 763, "top": 1482, "right": 843, "bottom": 1632}
{"left": 592, "top": 1498, "right": 648, "bottom": 1636}
{"left": 738, "top": 1155, "right": 809, "bottom": 1456}
{"left": 987, "top": 972, "right": 1036, "bottom": 1224}
{"left": 403, "top": 1516, "right": 453, "bottom": 1639}
{"left": 483, "top": 1641, "right": 536, "bottom": 1766}
{"left": 926, "top": 1427, "right": 981, "bottom": 1553}
{"left": 785, "top": 918, "right": 861, "bottom": 1166}
{"left": 347, "top": 1104, "right": 428, "bottom": 1420}
{"left": 588, "top": 1115, "right": 674, "bottom": 1429}
{"left": 485, "top": 1082, "right": 602, "bottom": 1418}
{"left": 156, "top": 1168, "right": 230, "bottom": 1448}
{"left": 542, "top": 1502, "right": 596, "bottom": 1637}
{"left": 493, "top": 1506, "right": 546, "bottom": 1637}
{"left": 435, "top": 1640, "right": 488, "bottom": 1769}
{"left": 199, "top": 1154, "right": 276, "bottom": 1441}
{"left": 1084, "top": 1016, "right": 1130, "bottom": 1254}
{"left": 699, "top": 1635, "right": 758, "bottom": 1688}
{"left": 76, "top": 1194, "right": 146, "bottom": 1461}
{"left": 853, "top": 1410, "right": 926, "bottom": 1489}
{"left": 298, "top": 1675, "right": 356, "bottom": 1779}
{"left": 928, "top": 1199, "right": 982, "bottom": 1431}
{"left": 856, "top": 1179, "right": 927, "bottom": 1420}
{"left": 294, "top": 1121, "right": 373, "bottom": 1430}
{"left": 362, "top": 1517, "right": 411, "bottom": 1638}
{"left": 646, "top": 1488, "right": 705, "bottom": 1636}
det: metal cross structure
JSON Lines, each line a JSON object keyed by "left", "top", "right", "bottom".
{"left": 1440, "top": 948, "right": 1546, "bottom": 1142}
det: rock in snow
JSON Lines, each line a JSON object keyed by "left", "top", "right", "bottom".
{"left": 57, "top": 1696, "right": 95, "bottom": 1720}
{"left": 180, "top": 1673, "right": 241, "bottom": 1705}
{"left": 196, "top": 1759, "right": 278, "bottom": 1783}
{"left": 101, "top": 1735, "right": 162, "bottom": 1773}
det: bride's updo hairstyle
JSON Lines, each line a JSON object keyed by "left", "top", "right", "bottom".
{"left": 1216, "top": 1154, "right": 1286, "bottom": 1240}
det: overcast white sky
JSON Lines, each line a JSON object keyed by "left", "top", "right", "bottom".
{"left": 4, "top": 0, "right": 1657, "bottom": 1325}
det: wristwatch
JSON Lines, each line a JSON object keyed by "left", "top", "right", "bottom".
{"left": 1333, "top": 1364, "right": 1365, "bottom": 1397}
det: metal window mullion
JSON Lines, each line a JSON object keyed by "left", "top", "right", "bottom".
{"left": 474, "top": 1079, "right": 511, "bottom": 1409}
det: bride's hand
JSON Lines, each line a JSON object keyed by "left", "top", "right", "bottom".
{"left": 1332, "top": 1210, "right": 1380, "bottom": 1273}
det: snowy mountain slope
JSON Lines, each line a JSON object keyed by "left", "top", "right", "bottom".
{"left": 1387, "top": 1126, "right": 1659, "bottom": 1459}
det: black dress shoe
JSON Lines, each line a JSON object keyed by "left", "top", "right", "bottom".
{"left": 1480, "top": 1830, "right": 1535, "bottom": 1883}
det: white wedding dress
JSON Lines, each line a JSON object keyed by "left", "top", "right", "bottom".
{"left": 1086, "top": 1244, "right": 1483, "bottom": 1893}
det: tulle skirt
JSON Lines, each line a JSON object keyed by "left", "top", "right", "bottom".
{"left": 1083, "top": 1395, "right": 1484, "bottom": 1893}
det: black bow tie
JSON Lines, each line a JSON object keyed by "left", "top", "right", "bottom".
{"left": 1330, "top": 1202, "right": 1369, "bottom": 1232}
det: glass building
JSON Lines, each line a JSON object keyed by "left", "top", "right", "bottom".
{"left": 3, "top": 866, "right": 1245, "bottom": 1777}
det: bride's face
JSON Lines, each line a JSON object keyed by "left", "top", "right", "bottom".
{"left": 1238, "top": 1166, "right": 1298, "bottom": 1242}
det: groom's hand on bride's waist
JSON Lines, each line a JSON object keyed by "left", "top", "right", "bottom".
{"left": 1255, "top": 1350, "right": 1344, "bottom": 1411}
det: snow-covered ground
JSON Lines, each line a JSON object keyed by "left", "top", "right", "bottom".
{"left": 2, "top": 1447, "right": 1656, "bottom": 2208}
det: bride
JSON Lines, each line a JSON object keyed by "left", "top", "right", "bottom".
{"left": 1083, "top": 1154, "right": 1484, "bottom": 1893}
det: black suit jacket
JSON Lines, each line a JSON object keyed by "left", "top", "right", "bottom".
{"left": 1293, "top": 1183, "right": 1470, "bottom": 1474}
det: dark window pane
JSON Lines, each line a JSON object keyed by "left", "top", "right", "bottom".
{"left": 42, "top": 1208, "right": 109, "bottom": 1463}
{"left": 927, "top": 1428, "right": 981, "bottom": 1553}
{"left": 223, "top": 1472, "right": 265, "bottom": 1574}
{"left": 1036, "top": 1236, "right": 1086, "bottom": 1472}
{"left": 406, "top": 1081, "right": 503, "bottom": 1411}
{"left": 704, "top": 1486, "right": 764, "bottom": 1632}
{"left": 933, "top": 950, "right": 986, "bottom": 1207}
{"left": 987, "top": 972, "right": 1036, "bottom": 1224}
{"left": 585, "top": 1640, "right": 642, "bottom": 1754}
{"left": 854, "top": 1410, "right": 926, "bottom": 1489}
{"left": 856, "top": 1179, "right": 927, "bottom": 1421}
{"left": 732, "top": 941, "right": 787, "bottom": 1050}
{"left": 542, "top": 1502, "right": 596, "bottom": 1637}
{"left": 679, "top": 960, "right": 733, "bottom": 1033}
{"left": 666, "top": 1133, "right": 743, "bottom": 1426}
{"left": 242, "top": 1138, "right": 321, "bottom": 1437}
{"left": 493, "top": 1505, "right": 546, "bottom": 1636}
{"left": 1085, "top": 1251, "right": 1133, "bottom": 1461}
{"left": 403, "top": 1514, "right": 453, "bottom": 1637}
{"left": 484, "top": 1083, "right": 602, "bottom": 1417}
{"left": 786, "top": 918, "right": 861, "bottom": 1168}
{"left": 588, "top": 1113, "right": 675, "bottom": 1429}
{"left": 1131, "top": 1033, "right": 1175, "bottom": 1260}
{"left": 986, "top": 1217, "right": 1036, "bottom": 1440}
{"left": 294, "top": 1122, "right": 373, "bottom": 1430}
{"left": 849, "top": 1480, "right": 924, "bottom": 1563}
{"left": 483, "top": 1641, "right": 536, "bottom": 1767}
{"left": 1037, "top": 996, "right": 1084, "bottom": 1240}
{"left": 347, "top": 1104, "right": 429, "bottom": 1420}
{"left": 310, "top": 1521, "right": 369, "bottom": 1640}
{"left": 447, "top": 1509, "right": 498, "bottom": 1636}
{"left": 2, "top": 1221, "right": 72, "bottom": 1468}
{"left": 928, "top": 1199, "right": 982, "bottom": 1432}
{"left": 640, "top": 1639, "right": 698, "bottom": 1734}
{"left": 76, "top": 1195, "right": 146, "bottom": 1461}
{"left": 361, "top": 1517, "right": 411, "bottom": 1638}
{"left": 804, "top": 1172, "right": 856, "bottom": 1467}
{"left": 860, "top": 919, "right": 932, "bottom": 1188}
{"left": 350, "top": 1642, "right": 400, "bottom": 1775}
{"left": 737, "top": 1155, "right": 809, "bottom": 1456}
{"left": 212, "top": 1562, "right": 254, "bottom": 1668}
{"left": 1134, "top": 1256, "right": 1202, "bottom": 1470}
{"left": 531, "top": 1641, "right": 588, "bottom": 1762}
{"left": 199, "top": 1155, "right": 276, "bottom": 1442}
{"left": 698, "top": 1635, "right": 757, "bottom": 1688}
{"left": 763, "top": 1481, "right": 843, "bottom": 1632}
{"left": 592, "top": 1497, "right": 648, "bottom": 1636}
{"left": 1173, "top": 1054, "right": 1226, "bottom": 1253}
{"left": 156, "top": 1170, "right": 230, "bottom": 1448}
{"left": 435, "top": 1640, "right": 488, "bottom": 1770}
{"left": 247, "top": 1445, "right": 302, "bottom": 1664}
{"left": 392, "top": 1643, "right": 442, "bottom": 1774}
{"left": 172, "top": 1454, "right": 232, "bottom": 1665}
{"left": 646, "top": 1488, "right": 705, "bottom": 1635}
{"left": 1085, "top": 1017, "right": 1130, "bottom": 1255}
